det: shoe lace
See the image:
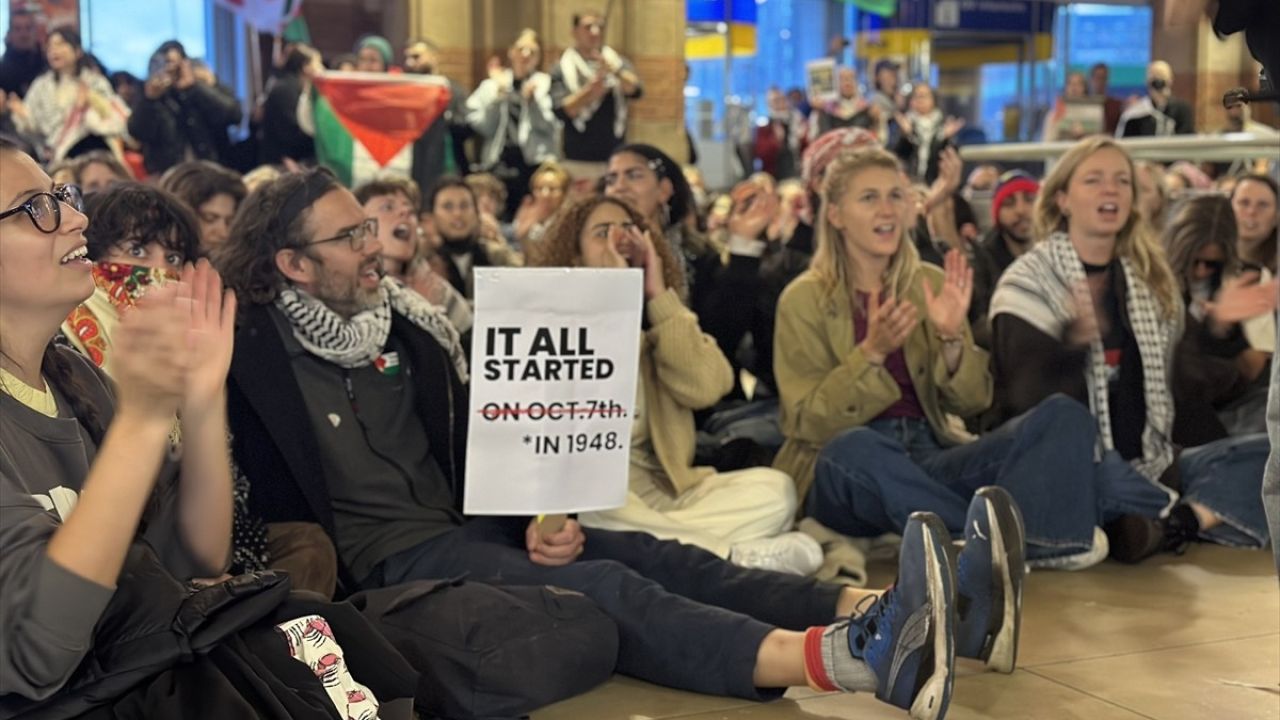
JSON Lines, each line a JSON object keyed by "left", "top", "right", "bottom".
{"left": 848, "top": 583, "right": 900, "bottom": 656}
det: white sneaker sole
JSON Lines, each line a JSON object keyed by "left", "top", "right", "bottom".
{"left": 983, "top": 497, "right": 1018, "bottom": 674}
{"left": 909, "top": 521, "right": 953, "bottom": 720}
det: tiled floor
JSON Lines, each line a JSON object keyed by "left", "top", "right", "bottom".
{"left": 534, "top": 545, "right": 1280, "bottom": 720}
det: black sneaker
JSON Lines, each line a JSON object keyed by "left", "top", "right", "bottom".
{"left": 1104, "top": 505, "right": 1200, "bottom": 564}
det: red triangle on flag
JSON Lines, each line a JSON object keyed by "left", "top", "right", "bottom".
{"left": 312, "top": 72, "right": 452, "bottom": 167}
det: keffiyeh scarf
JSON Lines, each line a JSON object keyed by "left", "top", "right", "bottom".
{"left": 276, "top": 276, "right": 469, "bottom": 382}
{"left": 559, "top": 46, "right": 627, "bottom": 139}
{"left": 990, "top": 232, "right": 1180, "bottom": 501}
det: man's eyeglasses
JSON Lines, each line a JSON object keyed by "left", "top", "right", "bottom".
{"left": 1192, "top": 258, "right": 1224, "bottom": 273}
{"left": 0, "top": 184, "right": 84, "bottom": 234}
{"left": 306, "top": 217, "right": 378, "bottom": 252}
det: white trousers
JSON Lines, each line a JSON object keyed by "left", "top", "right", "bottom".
{"left": 579, "top": 466, "right": 797, "bottom": 558}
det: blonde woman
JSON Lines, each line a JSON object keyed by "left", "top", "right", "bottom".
{"left": 775, "top": 147, "right": 1060, "bottom": 675}
{"left": 990, "top": 137, "right": 1270, "bottom": 562}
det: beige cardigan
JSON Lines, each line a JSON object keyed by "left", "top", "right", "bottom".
{"left": 638, "top": 288, "right": 735, "bottom": 496}
{"left": 772, "top": 266, "right": 993, "bottom": 503}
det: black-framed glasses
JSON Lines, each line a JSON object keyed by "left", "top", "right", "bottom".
{"left": 306, "top": 217, "right": 378, "bottom": 252}
{"left": 1192, "top": 258, "right": 1224, "bottom": 272}
{"left": 0, "top": 184, "right": 84, "bottom": 234}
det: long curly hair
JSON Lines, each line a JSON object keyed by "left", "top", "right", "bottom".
{"left": 1034, "top": 136, "right": 1179, "bottom": 319}
{"left": 528, "top": 195, "right": 684, "bottom": 293}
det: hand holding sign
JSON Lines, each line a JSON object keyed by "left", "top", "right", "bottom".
{"left": 526, "top": 517, "right": 586, "bottom": 566}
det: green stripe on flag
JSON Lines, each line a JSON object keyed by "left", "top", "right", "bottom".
{"left": 312, "top": 90, "right": 354, "bottom": 187}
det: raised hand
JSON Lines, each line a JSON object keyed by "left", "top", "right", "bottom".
{"left": 860, "top": 291, "right": 918, "bottom": 365}
{"left": 180, "top": 259, "right": 237, "bottom": 417}
{"left": 1206, "top": 272, "right": 1280, "bottom": 325}
{"left": 1065, "top": 280, "right": 1103, "bottom": 348}
{"left": 620, "top": 225, "right": 666, "bottom": 301}
{"left": 113, "top": 283, "right": 191, "bottom": 422}
{"left": 943, "top": 116, "right": 966, "bottom": 140}
{"left": 922, "top": 249, "right": 973, "bottom": 339}
{"left": 727, "top": 182, "right": 779, "bottom": 241}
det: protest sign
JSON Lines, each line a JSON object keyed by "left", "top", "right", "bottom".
{"left": 463, "top": 268, "right": 643, "bottom": 516}
{"left": 806, "top": 58, "right": 837, "bottom": 103}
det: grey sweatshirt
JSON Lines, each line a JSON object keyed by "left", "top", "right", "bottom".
{"left": 0, "top": 348, "right": 209, "bottom": 702}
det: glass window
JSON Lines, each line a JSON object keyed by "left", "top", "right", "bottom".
{"left": 79, "top": 0, "right": 208, "bottom": 77}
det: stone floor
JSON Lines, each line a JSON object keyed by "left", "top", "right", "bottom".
{"left": 534, "top": 544, "right": 1280, "bottom": 720}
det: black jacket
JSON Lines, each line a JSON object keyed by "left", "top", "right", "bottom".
{"left": 225, "top": 304, "right": 469, "bottom": 568}
{"left": 129, "top": 83, "right": 242, "bottom": 175}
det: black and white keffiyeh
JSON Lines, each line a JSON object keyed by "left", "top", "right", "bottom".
{"left": 276, "top": 276, "right": 469, "bottom": 382}
{"left": 990, "top": 232, "right": 1181, "bottom": 500}
{"left": 558, "top": 46, "right": 627, "bottom": 139}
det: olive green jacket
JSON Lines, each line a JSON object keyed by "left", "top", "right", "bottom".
{"left": 772, "top": 266, "right": 992, "bottom": 503}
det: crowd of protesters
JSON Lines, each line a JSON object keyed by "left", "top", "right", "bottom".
{"left": 1, "top": 5, "right": 1278, "bottom": 719}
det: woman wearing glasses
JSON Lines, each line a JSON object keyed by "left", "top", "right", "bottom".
{"left": 1163, "top": 195, "right": 1278, "bottom": 442}
{"left": 0, "top": 140, "right": 417, "bottom": 717}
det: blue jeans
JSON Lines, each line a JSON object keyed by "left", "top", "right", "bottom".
{"left": 370, "top": 518, "right": 843, "bottom": 700}
{"left": 1094, "top": 434, "right": 1269, "bottom": 548}
{"left": 808, "top": 395, "right": 1101, "bottom": 560}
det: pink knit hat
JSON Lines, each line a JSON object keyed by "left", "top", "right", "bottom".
{"left": 801, "top": 128, "right": 881, "bottom": 189}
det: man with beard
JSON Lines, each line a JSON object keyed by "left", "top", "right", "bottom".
{"left": 404, "top": 38, "right": 472, "bottom": 193}
{"left": 427, "top": 177, "right": 520, "bottom": 300}
{"left": 970, "top": 171, "right": 1038, "bottom": 349}
{"left": 211, "top": 167, "right": 987, "bottom": 717}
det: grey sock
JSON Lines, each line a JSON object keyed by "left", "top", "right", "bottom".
{"left": 819, "top": 622, "right": 878, "bottom": 692}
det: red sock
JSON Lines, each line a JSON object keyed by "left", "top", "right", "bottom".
{"left": 802, "top": 626, "right": 839, "bottom": 692}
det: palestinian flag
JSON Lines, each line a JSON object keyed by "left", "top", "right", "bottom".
{"left": 310, "top": 71, "right": 452, "bottom": 187}
{"left": 214, "top": 0, "right": 304, "bottom": 33}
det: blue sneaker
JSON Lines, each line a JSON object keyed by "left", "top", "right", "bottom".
{"left": 848, "top": 512, "right": 955, "bottom": 720}
{"left": 955, "top": 486, "right": 1026, "bottom": 674}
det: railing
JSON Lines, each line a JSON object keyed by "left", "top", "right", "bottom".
{"left": 959, "top": 133, "right": 1280, "bottom": 164}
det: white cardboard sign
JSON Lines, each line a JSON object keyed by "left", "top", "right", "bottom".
{"left": 463, "top": 268, "right": 643, "bottom": 515}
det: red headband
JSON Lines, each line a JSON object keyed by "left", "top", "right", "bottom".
{"left": 991, "top": 178, "right": 1040, "bottom": 224}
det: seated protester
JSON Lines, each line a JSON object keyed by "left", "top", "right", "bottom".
{"left": 8, "top": 28, "right": 128, "bottom": 162}
{"left": 0, "top": 141, "right": 411, "bottom": 717}
{"left": 604, "top": 143, "right": 721, "bottom": 309}
{"left": 214, "top": 166, "right": 1026, "bottom": 718}
{"left": 158, "top": 159, "right": 247, "bottom": 253}
{"left": 512, "top": 159, "right": 572, "bottom": 247}
{"left": 466, "top": 29, "right": 557, "bottom": 220}
{"left": 58, "top": 182, "right": 339, "bottom": 597}
{"left": 129, "top": 41, "right": 242, "bottom": 176}
{"left": 970, "top": 171, "right": 1039, "bottom": 349}
{"left": 774, "top": 146, "right": 1109, "bottom": 571}
{"left": 60, "top": 184, "right": 193, "bottom": 374}
{"left": 989, "top": 137, "right": 1271, "bottom": 562}
{"left": 427, "top": 176, "right": 521, "bottom": 300}
{"left": 354, "top": 176, "right": 474, "bottom": 335}
{"left": 1165, "top": 195, "right": 1279, "bottom": 444}
{"left": 529, "top": 194, "right": 821, "bottom": 575}
{"left": 465, "top": 172, "right": 519, "bottom": 247}
{"left": 73, "top": 150, "right": 133, "bottom": 194}
{"left": 1231, "top": 174, "right": 1278, "bottom": 363}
